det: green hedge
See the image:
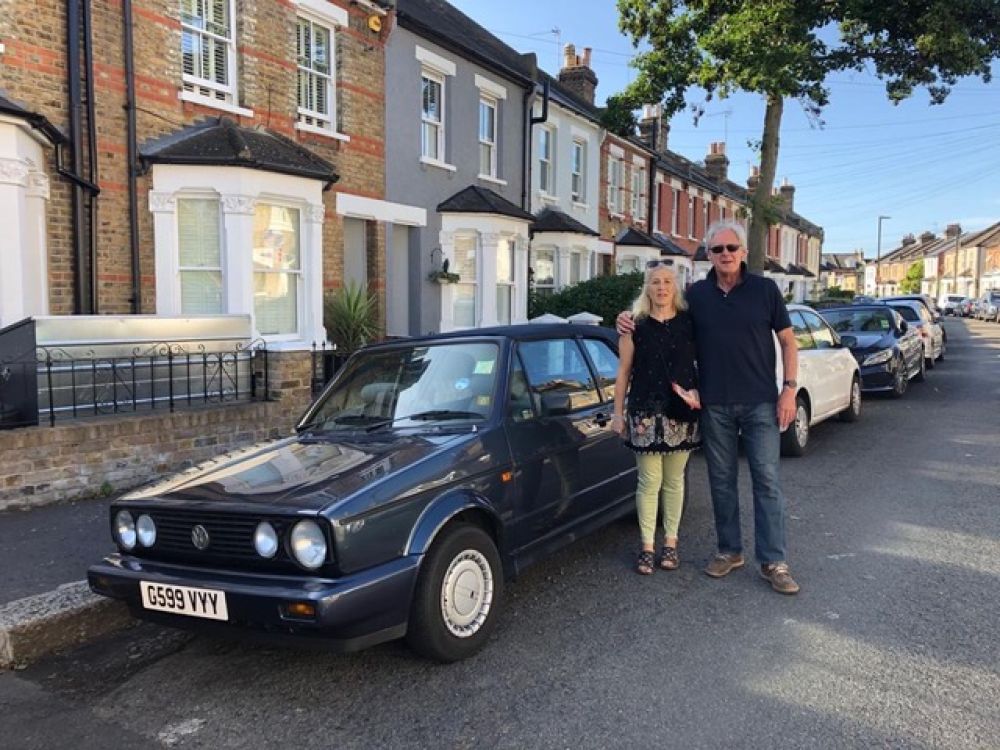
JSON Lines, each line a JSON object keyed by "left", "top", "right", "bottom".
{"left": 529, "top": 272, "right": 644, "bottom": 327}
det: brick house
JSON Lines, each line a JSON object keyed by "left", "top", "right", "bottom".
{"left": 0, "top": 0, "right": 397, "bottom": 346}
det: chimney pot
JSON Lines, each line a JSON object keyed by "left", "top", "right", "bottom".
{"left": 563, "top": 43, "right": 576, "bottom": 69}
{"left": 704, "top": 142, "right": 729, "bottom": 182}
{"left": 558, "top": 42, "right": 598, "bottom": 105}
{"left": 582, "top": 47, "right": 592, "bottom": 67}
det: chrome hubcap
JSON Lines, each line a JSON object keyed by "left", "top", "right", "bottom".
{"left": 851, "top": 381, "right": 860, "bottom": 413}
{"left": 440, "top": 549, "right": 493, "bottom": 638}
{"left": 795, "top": 405, "right": 808, "bottom": 445}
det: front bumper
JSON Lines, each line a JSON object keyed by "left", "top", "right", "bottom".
{"left": 857, "top": 361, "right": 897, "bottom": 392}
{"left": 88, "top": 553, "right": 421, "bottom": 651}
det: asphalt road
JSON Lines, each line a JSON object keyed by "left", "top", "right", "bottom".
{"left": 2, "top": 318, "right": 998, "bottom": 750}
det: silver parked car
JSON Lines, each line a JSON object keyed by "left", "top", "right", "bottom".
{"left": 887, "top": 300, "right": 945, "bottom": 367}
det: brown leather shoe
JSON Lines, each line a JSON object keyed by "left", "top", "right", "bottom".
{"left": 704, "top": 552, "right": 745, "bottom": 578}
{"left": 760, "top": 562, "right": 800, "bottom": 595}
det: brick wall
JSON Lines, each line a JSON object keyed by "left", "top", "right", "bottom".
{"left": 598, "top": 136, "right": 652, "bottom": 245}
{"left": 0, "top": 0, "right": 388, "bottom": 317}
{"left": 0, "top": 349, "right": 314, "bottom": 510}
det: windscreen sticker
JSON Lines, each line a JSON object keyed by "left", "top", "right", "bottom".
{"left": 475, "top": 395, "right": 491, "bottom": 407}
{"left": 454, "top": 377, "right": 470, "bottom": 391}
{"left": 473, "top": 360, "right": 495, "bottom": 374}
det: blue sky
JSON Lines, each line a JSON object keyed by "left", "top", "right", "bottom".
{"left": 450, "top": 0, "right": 1000, "bottom": 257}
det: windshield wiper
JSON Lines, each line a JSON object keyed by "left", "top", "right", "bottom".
{"left": 365, "top": 410, "right": 485, "bottom": 432}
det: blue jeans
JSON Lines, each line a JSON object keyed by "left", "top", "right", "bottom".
{"left": 700, "top": 403, "right": 787, "bottom": 564}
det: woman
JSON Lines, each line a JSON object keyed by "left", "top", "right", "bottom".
{"left": 613, "top": 262, "right": 701, "bottom": 575}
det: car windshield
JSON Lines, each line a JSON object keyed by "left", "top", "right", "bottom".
{"left": 947, "top": 295, "right": 964, "bottom": 303}
{"left": 890, "top": 305, "right": 920, "bottom": 322}
{"left": 822, "top": 309, "right": 894, "bottom": 333}
{"left": 303, "top": 341, "right": 500, "bottom": 431}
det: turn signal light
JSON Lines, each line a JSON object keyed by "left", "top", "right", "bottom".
{"left": 283, "top": 601, "right": 316, "bottom": 619}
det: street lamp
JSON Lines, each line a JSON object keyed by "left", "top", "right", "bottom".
{"left": 875, "top": 215, "right": 890, "bottom": 295}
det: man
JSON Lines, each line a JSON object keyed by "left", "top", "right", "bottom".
{"left": 617, "top": 220, "right": 800, "bottom": 594}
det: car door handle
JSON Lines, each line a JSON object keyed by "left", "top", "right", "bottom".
{"left": 592, "top": 412, "right": 610, "bottom": 428}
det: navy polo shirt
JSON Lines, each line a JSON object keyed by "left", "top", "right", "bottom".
{"left": 686, "top": 264, "right": 792, "bottom": 405}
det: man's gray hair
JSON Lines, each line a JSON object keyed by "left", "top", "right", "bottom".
{"left": 705, "top": 219, "right": 747, "bottom": 249}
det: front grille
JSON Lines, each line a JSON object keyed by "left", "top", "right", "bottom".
{"left": 130, "top": 507, "right": 330, "bottom": 574}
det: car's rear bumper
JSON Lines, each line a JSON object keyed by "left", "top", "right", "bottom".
{"left": 88, "top": 553, "right": 420, "bottom": 651}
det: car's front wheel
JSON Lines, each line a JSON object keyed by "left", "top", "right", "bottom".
{"left": 406, "top": 523, "right": 503, "bottom": 662}
{"left": 890, "top": 357, "right": 908, "bottom": 398}
{"left": 914, "top": 352, "right": 927, "bottom": 382}
{"left": 839, "top": 375, "right": 861, "bottom": 423}
{"left": 780, "top": 395, "right": 810, "bottom": 457}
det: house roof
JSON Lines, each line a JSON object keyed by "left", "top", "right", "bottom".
{"left": 139, "top": 118, "right": 339, "bottom": 187}
{"left": 531, "top": 207, "right": 598, "bottom": 236}
{"left": 651, "top": 233, "right": 691, "bottom": 257}
{"left": 765, "top": 258, "right": 787, "bottom": 274}
{"left": 437, "top": 185, "right": 534, "bottom": 221}
{"left": 0, "top": 92, "right": 66, "bottom": 144}
{"left": 396, "top": 0, "right": 534, "bottom": 86}
{"left": 614, "top": 226, "right": 660, "bottom": 247}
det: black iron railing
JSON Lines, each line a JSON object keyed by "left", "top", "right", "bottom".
{"left": 0, "top": 340, "right": 270, "bottom": 429}
{"left": 310, "top": 341, "right": 348, "bottom": 396}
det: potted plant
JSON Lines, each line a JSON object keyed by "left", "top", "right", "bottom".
{"left": 323, "top": 281, "right": 378, "bottom": 357}
{"left": 428, "top": 258, "right": 460, "bottom": 284}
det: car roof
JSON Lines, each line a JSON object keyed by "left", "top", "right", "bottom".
{"left": 361, "top": 323, "right": 617, "bottom": 351}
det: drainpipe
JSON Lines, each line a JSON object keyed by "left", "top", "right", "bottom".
{"left": 66, "top": 0, "right": 89, "bottom": 313}
{"left": 82, "top": 0, "right": 99, "bottom": 313}
{"left": 123, "top": 0, "right": 141, "bottom": 312}
{"left": 522, "top": 78, "right": 549, "bottom": 210}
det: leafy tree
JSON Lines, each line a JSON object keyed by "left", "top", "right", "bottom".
{"left": 601, "top": 93, "right": 639, "bottom": 138}
{"left": 900, "top": 260, "right": 925, "bottom": 294}
{"left": 615, "top": 0, "right": 1000, "bottom": 271}
{"left": 530, "top": 272, "right": 645, "bottom": 327}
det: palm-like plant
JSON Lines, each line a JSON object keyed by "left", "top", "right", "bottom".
{"left": 323, "top": 282, "right": 378, "bottom": 354}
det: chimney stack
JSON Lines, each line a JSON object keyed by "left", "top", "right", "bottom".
{"left": 747, "top": 165, "right": 761, "bottom": 192}
{"left": 558, "top": 42, "right": 598, "bottom": 105}
{"left": 779, "top": 177, "right": 795, "bottom": 212}
{"left": 638, "top": 104, "right": 670, "bottom": 155}
{"left": 901, "top": 234, "right": 917, "bottom": 246}
{"left": 920, "top": 230, "right": 936, "bottom": 243}
{"left": 704, "top": 142, "right": 729, "bottom": 182}
{"left": 945, "top": 223, "right": 962, "bottom": 238}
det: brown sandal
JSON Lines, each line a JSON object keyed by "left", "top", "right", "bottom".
{"left": 636, "top": 550, "right": 655, "bottom": 575}
{"left": 659, "top": 546, "right": 679, "bottom": 571}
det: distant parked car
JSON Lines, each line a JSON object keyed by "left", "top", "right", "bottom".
{"left": 88, "top": 324, "right": 641, "bottom": 661}
{"left": 974, "top": 291, "right": 1000, "bottom": 322}
{"left": 887, "top": 300, "right": 945, "bottom": 367}
{"left": 820, "top": 305, "right": 925, "bottom": 397}
{"left": 777, "top": 305, "right": 862, "bottom": 457}
{"left": 959, "top": 298, "right": 976, "bottom": 317}
{"left": 939, "top": 294, "right": 967, "bottom": 316}
{"left": 884, "top": 294, "right": 947, "bottom": 343}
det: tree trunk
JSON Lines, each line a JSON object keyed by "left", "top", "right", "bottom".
{"left": 748, "top": 94, "right": 783, "bottom": 272}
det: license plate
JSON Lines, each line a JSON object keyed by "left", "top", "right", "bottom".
{"left": 140, "top": 581, "right": 229, "bottom": 621}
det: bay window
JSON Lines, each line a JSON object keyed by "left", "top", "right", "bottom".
{"left": 496, "top": 239, "right": 514, "bottom": 324}
{"left": 252, "top": 204, "right": 301, "bottom": 336}
{"left": 177, "top": 198, "right": 224, "bottom": 314}
{"left": 452, "top": 234, "right": 477, "bottom": 328}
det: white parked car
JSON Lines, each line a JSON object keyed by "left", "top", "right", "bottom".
{"left": 939, "top": 294, "right": 967, "bottom": 316}
{"left": 777, "top": 304, "right": 862, "bottom": 457}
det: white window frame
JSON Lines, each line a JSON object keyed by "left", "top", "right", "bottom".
{"left": 671, "top": 189, "right": 680, "bottom": 236}
{"left": 252, "top": 201, "right": 304, "bottom": 340}
{"left": 539, "top": 127, "right": 554, "bottom": 196}
{"left": 180, "top": 0, "right": 241, "bottom": 109}
{"left": 571, "top": 139, "right": 585, "bottom": 204}
{"left": 687, "top": 194, "right": 696, "bottom": 239}
{"left": 177, "top": 196, "right": 225, "bottom": 314}
{"left": 629, "top": 165, "right": 640, "bottom": 217}
{"left": 294, "top": 11, "right": 348, "bottom": 141}
{"left": 608, "top": 156, "right": 625, "bottom": 216}
{"left": 636, "top": 168, "right": 648, "bottom": 221}
{"left": 478, "top": 95, "right": 498, "bottom": 179}
{"left": 452, "top": 232, "right": 479, "bottom": 329}
{"left": 532, "top": 246, "right": 557, "bottom": 296}
{"left": 703, "top": 197, "right": 710, "bottom": 236}
{"left": 421, "top": 70, "right": 446, "bottom": 163}
{"left": 496, "top": 238, "right": 514, "bottom": 325}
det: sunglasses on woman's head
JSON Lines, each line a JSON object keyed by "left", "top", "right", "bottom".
{"left": 709, "top": 243, "right": 741, "bottom": 254}
{"left": 645, "top": 259, "right": 674, "bottom": 268}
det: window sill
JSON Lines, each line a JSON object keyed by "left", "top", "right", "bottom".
{"left": 295, "top": 122, "right": 351, "bottom": 141}
{"left": 477, "top": 173, "right": 508, "bottom": 186}
{"left": 609, "top": 211, "right": 626, "bottom": 219}
{"left": 539, "top": 192, "right": 559, "bottom": 206}
{"left": 420, "top": 156, "right": 457, "bottom": 172}
{"left": 572, "top": 201, "right": 589, "bottom": 210}
{"left": 179, "top": 90, "right": 253, "bottom": 118}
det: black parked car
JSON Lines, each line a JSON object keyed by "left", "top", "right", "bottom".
{"left": 89, "top": 325, "right": 637, "bottom": 662}
{"left": 819, "top": 305, "right": 925, "bottom": 397}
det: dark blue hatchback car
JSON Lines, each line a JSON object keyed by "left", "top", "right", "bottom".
{"left": 88, "top": 325, "right": 637, "bottom": 661}
{"left": 819, "top": 305, "right": 924, "bottom": 396}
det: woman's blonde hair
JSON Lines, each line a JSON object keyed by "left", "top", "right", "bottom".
{"left": 631, "top": 263, "right": 687, "bottom": 319}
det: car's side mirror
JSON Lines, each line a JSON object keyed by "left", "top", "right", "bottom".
{"left": 840, "top": 334, "right": 857, "bottom": 348}
{"left": 540, "top": 392, "right": 572, "bottom": 417}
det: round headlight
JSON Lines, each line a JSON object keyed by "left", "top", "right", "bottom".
{"left": 114, "top": 510, "right": 136, "bottom": 550}
{"left": 254, "top": 521, "right": 279, "bottom": 559}
{"left": 136, "top": 514, "right": 156, "bottom": 547}
{"left": 290, "top": 520, "right": 327, "bottom": 570}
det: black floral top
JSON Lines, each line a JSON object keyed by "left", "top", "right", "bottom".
{"left": 624, "top": 312, "right": 701, "bottom": 454}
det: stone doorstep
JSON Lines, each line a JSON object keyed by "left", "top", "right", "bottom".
{"left": 0, "top": 581, "right": 134, "bottom": 670}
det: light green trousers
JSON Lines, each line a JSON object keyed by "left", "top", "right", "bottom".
{"left": 635, "top": 450, "right": 690, "bottom": 546}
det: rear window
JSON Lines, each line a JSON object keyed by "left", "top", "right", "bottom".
{"left": 891, "top": 305, "right": 920, "bottom": 322}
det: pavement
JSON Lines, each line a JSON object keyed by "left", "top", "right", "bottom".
{"left": 0, "top": 498, "right": 134, "bottom": 669}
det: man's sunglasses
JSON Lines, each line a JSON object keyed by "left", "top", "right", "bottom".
{"left": 645, "top": 259, "right": 674, "bottom": 268}
{"left": 709, "top": 244, "right": 742, "bottom": 254}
